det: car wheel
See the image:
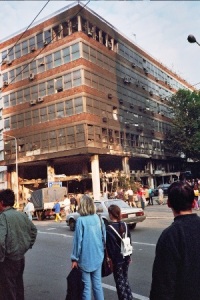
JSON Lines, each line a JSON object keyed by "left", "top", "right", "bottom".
{"left": 69, "top": 219, "right": 76, "bottom": 231}
{"left": 129, "top": 223, "right": 136, "bottom": 230}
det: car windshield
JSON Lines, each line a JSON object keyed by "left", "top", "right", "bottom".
{"left": 104, "top": 199, "right": 130, "bottom": 209}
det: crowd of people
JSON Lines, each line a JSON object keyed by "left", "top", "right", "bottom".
{"left": 1, "top": 179, "right": 200, "bottom": 299}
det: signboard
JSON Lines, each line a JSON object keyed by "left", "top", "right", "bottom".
{"left": 48, "top": 181, "right": 62, "bottom": 188}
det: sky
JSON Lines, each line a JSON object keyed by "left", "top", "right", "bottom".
{"left": 0, "top": 0, "right": 200, "bottom": 88}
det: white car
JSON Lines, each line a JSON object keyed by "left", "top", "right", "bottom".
{"left": 66, "top": 198, "right": 146, "bottom": 231}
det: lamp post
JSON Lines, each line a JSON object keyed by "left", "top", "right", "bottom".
{"left": 187, "top": 34, "right": 200, "bottom": 46}
{"left": 3, "top": 133, "right": 19, "bottom": 208}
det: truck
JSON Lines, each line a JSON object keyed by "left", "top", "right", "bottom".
{"left": 31, "top": 187, "right": 67, "bottom": 220}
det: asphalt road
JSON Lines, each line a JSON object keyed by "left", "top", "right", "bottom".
{"left": 24, "top": 202, "right": 176, "bottom": 300}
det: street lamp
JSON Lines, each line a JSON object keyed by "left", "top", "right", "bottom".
{"left": 3, "top": 133, "right": 19, "bottom": 208}
{"left": 187, "top": 34, "right": 200, "bottom": 46}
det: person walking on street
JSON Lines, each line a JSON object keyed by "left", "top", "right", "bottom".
{"left": 63, "top": 194, "right": 70, "bottom": 216}
{"left": 71, "top": 195, "right": 105, "bottom": 300}
{"left": 53, "top": 199, "right": 62, "bottom": 222}
{"left": 148, "top": 187, "right": 154, "bottom": 205}
{"left": 106, "top": 205, "right": 133, "bottom": 300}
{"left": 158, "top": 187, "right": 164, "bottom": 205}
{"left": 150, "top": 181, "right": 200, "bottom": 300}
{"left": 70, "top": 195, "right": 77, "bottom": 213}
{"left": 23, "top": 197, "right": 35, "bottom": 220}
{"left": 0, "top": 189, "right": 37, "bottom": 300}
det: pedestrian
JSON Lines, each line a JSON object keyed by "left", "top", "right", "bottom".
{"left": 53, "top": 199, "right": 62, "bottom": 222}
{"left": 148, "top": 187, "right": 154, "bottom": 205}
{"left": 0, "top": 189, "right": 37, "bottom": 300}
{"left": 23, "top": 197, "right": 35, "bottom": 220}
{"left": 70, "top": 194, "right": 77, "bottom": 213}
{"left": 71, "top": 195, "right": 105, "bottom": 300}
{"left": 127, "top": 187, "right": 136, "bottom": 207}
{"left": 193, "top": 183, "right": 199, "bottom": 210}
{"left": 106, "top": 204, "right": 133, "bottom": 300}
{"left": 158, "top": 187, "right": 164, "bottom": 205}
{"left": 63, "top": 194, "right": 70, "bottom": 216}
{"left": 150, "top": 181, "right": 200, "bottom": 300}
{"left": 144, "top": 186, "right": 150, "bottom": 205}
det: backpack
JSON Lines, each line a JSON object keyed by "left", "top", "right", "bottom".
{"left": 109, "top": 222, "right": 133, "bottom": 257}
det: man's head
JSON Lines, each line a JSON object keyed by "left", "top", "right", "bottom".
{"left": 168, "top": 181, "right": 194, "bottom": 213}
{"left": 0, "top": 189, "right": 15, "bottom": 210}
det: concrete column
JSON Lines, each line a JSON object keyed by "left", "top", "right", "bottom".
{"left": 47, "top": 162, "right": 55, "bottom": 184}
{"left": 77, "top": 15, "right": 82, "bottom": 32}
{"left": 122, "top": 157, "right": 130, "bottom": 176}
{"left": 91, "top": 155, "right": 101, "bottom": 200}
{"left": 149, "top": 160, "right": 154, "bottom": 188}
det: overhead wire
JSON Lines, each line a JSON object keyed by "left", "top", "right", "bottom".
{"left": 0, "top": 0, "right": 51, "bottom": 65}
{"left": 1, "top": 0, "right": 90, "bottom": 93}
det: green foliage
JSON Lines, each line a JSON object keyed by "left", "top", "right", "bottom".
{"left": 165, "top": 89, "right": 200, "bottom": 160}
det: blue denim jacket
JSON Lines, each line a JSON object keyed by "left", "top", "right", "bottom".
{"left": 71, "top": 214, "right": 105, "bottom": 272}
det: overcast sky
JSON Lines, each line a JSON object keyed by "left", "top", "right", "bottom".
{"left": 1, "top": 1, "right": 200, "bottom": 87}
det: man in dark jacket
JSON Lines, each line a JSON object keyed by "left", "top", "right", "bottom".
{"left": 0, "top": 189, "right": 37, "bottom": 300}
{"left": 150, "top": 181, "right": 200, "bottom": 300}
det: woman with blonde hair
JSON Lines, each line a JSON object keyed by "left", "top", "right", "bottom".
{"left": 71, "top": 195, "right": 105, "bottom": 300}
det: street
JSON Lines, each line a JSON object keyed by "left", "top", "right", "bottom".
{"left": 24, "top": 202, "right": 175, "bottom": 300}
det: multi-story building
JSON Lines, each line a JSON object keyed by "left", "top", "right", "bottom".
{"left": 0, "top": 2, "right": 194, "bottom": 205}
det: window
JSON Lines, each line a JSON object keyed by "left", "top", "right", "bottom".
{"left": 38, "top": 58, "right": 45, "bottom": 73}
{"left": 32, "top": 110, "right": 39, "bottom": 124}
{"left": 29, "top": 37, "right": 36, "bottom": 51}
{"left": 9, "top": 70, "right": 15, "bottom": 84}
{"left": 36, "top": 32, "right": 43, "bottom": 49}
{"left": 66, "top": 100, "right": 73, "bottom": 116}
{"left": 74, "top": 97, "right": 83, "bottom": 114}
{"left": 3, "top": 95, "right": 9, "bottom": 108}
{"left": 16, "top": 90, "right": 23, "bottom": 104}
{"left": 63, "top": 73, "right": 72, "bottom": 90}
{"left": 18, "top": 113, "right": 24, "bottom": 128}
{"left": 10, "top": 92, "right": 16, "bottom": 106}
{"left": 24, "top": 111, "right": 32, "bottom": 126}
{"left": 73, "top": 70, "right": 81, "bottom": 86}
{"left": 16, "top": 66, "right": 22, "bottom": 81}
{"left": 30, "top": 61, "right": 37, "bottom": 74}
{"left": 31, "top": 85, "right": 38, "bottom": 100}
{"left": 4, "top": 118, "right": 10, "bottom": 130}
{"left": 8, "top": 47, "right": 14, "bottom": 61}
{"left": 24, "top": 87, "right": 31, "bottom": 102}
{"left": 54, "top": 50, "right": 61, "bottom": 67}
{"left": 40, "top": 107, "right": 47, "bottom": 122}
{"left": 47, "top": 79, "right": 54, "bottom": 95}
{"left": 71, "top": 43, "right": 80, "bottom": 60}
{"left": 56, "top": 102, "right": 64, "bottom": 118}
{"left": 22, "top": 40, "right": 28, "bottom": 55}
{"left": 55, "top": 77, "right": 63, "bottom": 92}
{"left": 62, "top": 47, "right": 70, "bottom": 63}
{"left": 44, "top": 29, "right": 51, "bottom": 44}
{"left": 46, "top": 54, "right": 53, "bottom": 70}
{"left": 22, "top": 65, "right": 29, "bottom": 79}
{"left": 38, "top": 82, "right": 46, "bottom": 97}
{"left": 14, "top": 45, "right": 22, "bottom": 60}
{"left": 58, "top": 128, "right": 66, "bottom": 146}
{"left": 49, "top": 130, "right": 57, "bottom": 147}
{"left": 48, "top": 105, "right": 56, "bottom": 120}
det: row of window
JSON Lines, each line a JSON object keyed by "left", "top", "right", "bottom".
{"left": 4, "top": 96, "right": 83, "bottom": 130}
{"left": 3, "top": 69, "right": 82, "bottom": 107}
{"left": 2, "top": 43, "right": 80, "bottom": 85}
{"left": 2, "top": 124, "right": 164, "bottom": 158}
{"left": 118, "top": 41, "right": 187, "bottom": 91}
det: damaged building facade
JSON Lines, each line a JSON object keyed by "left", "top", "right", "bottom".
{"left": 0, "top": 3, "right": 193, "bottom": 206}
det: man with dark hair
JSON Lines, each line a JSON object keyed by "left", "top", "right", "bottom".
{"left": 0, "top": 189, "right": 37, "bottom": 300}
{"left": 150, "top": 181, "right": 200, "bottom": 300}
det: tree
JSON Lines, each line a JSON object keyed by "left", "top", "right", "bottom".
{"left": 165, "top": 89, "right": 200, "bottom": 161}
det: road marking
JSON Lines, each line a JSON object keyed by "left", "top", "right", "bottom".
{"left": 38, "top": 231, "right": 156, "bottom": 247}
{"left": 38, "top": 231, "right": 72, "bottom": 238}
{"left": 133, "top": 241, "right": 156, "bottom": 247}
{"left": 38, "top": 231, "right": 150, "bottom": 299}
{"left": 102, "top": 283, "right": 149, "bottom": 300}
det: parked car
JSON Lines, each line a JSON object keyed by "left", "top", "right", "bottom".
{"left": 153, "top": 184, "right": 170, "bottom": 196}
{"left": 66, "top": 198, "right": 146, "bottom": 231}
